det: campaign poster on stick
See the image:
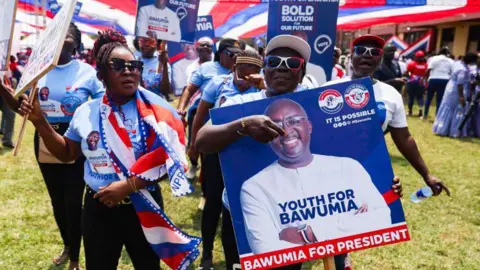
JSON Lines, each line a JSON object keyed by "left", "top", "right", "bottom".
{"left": 0, "top": 0, "right": 18, "bottom": 71}
{"left": 14, "top": 0, "right": 78, "bottom": 97}
{"left": 168, "top": 15, "right": 216, "bottom": 95}
{"left": 135, "top": 0, "right": 199, "bottom": 43}
{"left": 211, "top": 78, "right": 410, "bottom": 269}
{"left": 267, "top": 0, "right": 340, "bottom": 85}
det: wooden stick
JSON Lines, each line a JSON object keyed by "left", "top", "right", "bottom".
{"left": 13, "top": 83, "right": 38, "bottom": 156}
{"left": 323, "top": 256, "right": 336, "bottom": 270}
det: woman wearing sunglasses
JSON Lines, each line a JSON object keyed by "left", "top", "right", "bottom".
{"left": 193, "top": 35, "right": 348, "bottom": 270}
{"left": 323, "top": 35, "right": 449, "bottom": 197}
{"left": 18, "top": 30, "right": 190, "bottom": 269}
{"left": 188, "top": 50, "right": 264, "bottom": 270}
{"left": 1, "top": 23, "right": 103, "bottom": 270}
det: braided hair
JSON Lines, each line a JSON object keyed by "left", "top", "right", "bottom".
{"left": 92, "top": 29, "right": 131, "bottom": 83}
{"left": 69, "top": 23, "right": 82, "bottom": 55}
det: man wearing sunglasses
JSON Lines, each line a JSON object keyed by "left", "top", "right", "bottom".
{"left": 137, "top": 35, "right": 172, "bottom": 100}
{"left": 172, "top": 43, "right": 198, "bottom": 96}
{"left": 323, "top": 34, "right": 450, "bottom": 197}
{"left": 184, "top": 37, "right": 214, "bottom": 98}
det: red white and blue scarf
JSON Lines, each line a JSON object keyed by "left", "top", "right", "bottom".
{"left": 99, "top": 88, "right": 200, "bottom": 269}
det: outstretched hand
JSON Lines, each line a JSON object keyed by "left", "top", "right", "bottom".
{"left": 425, "top": 175, "right": 450, "bottom": 196}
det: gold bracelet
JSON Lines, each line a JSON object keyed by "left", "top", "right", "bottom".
{"left": 127, "top": 178, "right": 138, "bottom": 192}
{"left": 237, "top": 118, "right": 246, "bottom": 136}
{"left": 126, "top": 178, "right": 135, "bottom": 192}
{"left": 132, "top": 178, "right": 138, "bottom": 192}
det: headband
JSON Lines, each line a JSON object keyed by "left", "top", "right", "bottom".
{"left": 236, "top": 56, "right": 263, "bottom": 68}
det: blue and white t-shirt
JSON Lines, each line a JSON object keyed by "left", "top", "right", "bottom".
{"left": 37, "top": 60, "right": 104, "bottom": 123}
{"left": 202, "top": 74, "right": 260, "bottom": 109}
{"left": 65, "top": 98, "right": 147, "bottom": 191}
{"left": 188, "top": 61, "right": 231, "bottom": 112}
{"left": 140, "top": 56, "right": 172, "bottom": 97}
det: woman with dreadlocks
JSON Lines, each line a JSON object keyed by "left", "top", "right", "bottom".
{"left": 18, "top": 29, "right": 200, "bottom": 269}
{"left": 0, "top": 23, "right": 104, "bottom": 270}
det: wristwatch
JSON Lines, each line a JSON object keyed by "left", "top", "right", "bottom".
{"left": 297, "top": 224, "right": 313, "bottom": 244}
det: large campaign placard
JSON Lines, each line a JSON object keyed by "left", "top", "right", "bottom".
{"left": 168, "top": 15, "right": 215, "bottom": 95}
{"left": 135, "top": 0, "right": 199, "bottom": 43}
{"left": 0, "top": 0, "right": 18, "bottom": 71}
{"left": 14, "top": 0, "right": 77, "bottom": 97}
{"left": 267, "top": 0, "right": 340, "bottom": 85}
{"left": 211, "top": 78, "right": 410, "bottom": 269}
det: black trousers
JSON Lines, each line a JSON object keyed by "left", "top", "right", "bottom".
{"left": 83, "top": 186, "right": 164, "bottom": 270}
{"left": 200, "top": 153, "right": 225, "bottom": 261}
{"left": 34, "top": 129, "right": 85, "bottom": 261}
{"left": 407, "top": 80, "right": 425, "bottom": 113}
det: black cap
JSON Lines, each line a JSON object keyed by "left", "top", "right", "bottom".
{"left": 218, "top": 38, "right": 242, "bottom": 54}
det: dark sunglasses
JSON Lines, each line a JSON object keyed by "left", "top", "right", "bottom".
{"left": 108, "top": 58, "right": 143, "bottom": 73}
{"left": 353, "top": 46, "right": 383, "bottom": 57}
{"left": 224, "top": 50, "right": 238, "bottom": 58}
{"left": 198, "top": 43, "right": 212, "bottom": 49}
{"left": 265, "top": 55, "right": 304, "bottom": 71}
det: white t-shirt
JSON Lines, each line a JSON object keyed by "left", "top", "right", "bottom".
{"left": 185, "top": 60, "right": 202, "bottom": 87}
{"left": 427, "top": 55, "right": 454, "bottom": 80}
{"left": 172, "top": 58, "right": 197, "bottom": 95}
{"left": 323, "top": 77, "right": 408, "bottom": 132}
{"left": 135, "top": 5, "right": 181, "bottom": 42}
{"left": 307, "top": 63, "right": 327, "bottom": 86}
{"left": 241, "top": 154, "right": 391, "bottom": 254}
{"left": 301, "top": 74, "right": 319, "bottom": 89}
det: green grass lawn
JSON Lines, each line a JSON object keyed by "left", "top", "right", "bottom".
{"left": 0, "top": 110, "right": 479, "bottom": 270}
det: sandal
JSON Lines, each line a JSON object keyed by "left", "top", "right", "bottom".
{"left": 52, "top": 248, "right": 70, "bottom": 266}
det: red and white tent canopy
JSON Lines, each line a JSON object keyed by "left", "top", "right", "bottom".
{"left": 14, "top": 0, "right": 480, "bottom": 38}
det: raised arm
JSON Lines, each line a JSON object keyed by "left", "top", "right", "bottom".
{"left": 195, "top": 115, "right": 285, "bottom": 154}
{"left": 19, "top": 93, "right": 82, "bottom": 162}
{"left": 158, "top": 50, "right": 172, "bottom": 97}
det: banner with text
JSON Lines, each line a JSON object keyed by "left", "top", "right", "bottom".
{"left": 211, "top": 78, "right": 410, "bottom": 269}
{"left": 168, "top": 15, "right": 215, "bottom": 95}
{"left": 0, "top": 0, "right": 18, "bottom": 71}
{"left": 14, "top": 0, "right": 77, "bottom": 97}
{"left": 135, "top": 0, "right": 199, "bottom": 43}
{"left": 267, "top": 0, "right": 340, "bottom": 85}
